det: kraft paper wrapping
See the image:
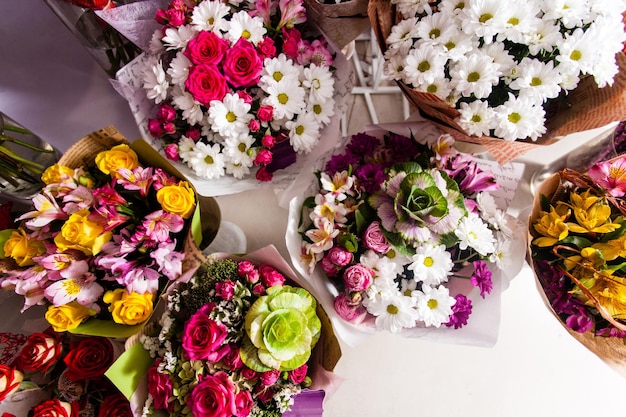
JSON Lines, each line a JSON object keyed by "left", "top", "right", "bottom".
{"left": 528, "top": 172, "right": 626, "bottom": 378}
{"left": 368, "top": 0, "right": 626, "bottom": 165}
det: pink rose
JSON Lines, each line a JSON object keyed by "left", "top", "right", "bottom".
{"left": 261, "top": 134, "right": 275, "bottom": 147}
{"left": 281, "top": 27, "right": 302, "bottom": 60}
{"left": 327, "top": 246, "right": 353, "bottom": 266}
{"left": 254, "top": 149, "right": 273, "bottom": 166}
{"left": 185, "top": 127, "right": 201, "bottom": 141}
{"left": 288, "top": 364, "right": 308, "bottom": 384}
{"left": 162, "top": 122, "right": 176, "bottom": 135}
{"left": 257, "top": 106, "right": 274, "bottom": 123}
{"left": 256, "top": 166, "right": 273, "bottom": 182}
{"left": 182, "top": 305, "right": 229, "bottom": 361}
{"left": 157, "top": 102, "right": 177, "bottom": 122}
{"left": 334, "top": 293, "right": 367, "bottom": 322}
{"left": 362, "top": 221, "right": 390, "bottom": 254}
{"left": 342, "top": 264, "right": 373, "bottom": 292}
{"left": 321, "top": 256, "right": 339, "bottom": 277}
{"left": 185, "top": 64, "right": 228, "bottom": 105}
{"left": 184, "top": 31, "right": 228, "bottom": 66}
{"left": 252, "top": 283, "right": 266, "bottom": 295}
{"left": 147, "top": 362, "right": 173, "bottom": 411}
{"left": 237, "top": 90, "right": 253, "bottom": 104}
{"left": 260, "top": 370, "right": 280, "bottom": 386}
{"left": 238, "top": 261, "right": 259, "bottom": 284}
{"left": 234, "top": 390, "right": 254, "bottom": 417}
{"left": 188, "top": 372, "right": 237, "bottom": 417}
{"left": 222, "top": 344, "right": 243, "bottom": 370}
{"left": 241, "top": 366, "right": 258, "bottom": 381}
{"left": 257, "top": 37, "right": 276, "bottom": 58}
{"left": 148, "top": 119, "right": 164, "bottom": 137}
{"left": 164, "top": 144, "right": 179, "bottom": 161}
{"left": 248, "top": 119, "right": 260, "bottom": 132}
{"left": 215, "top": 280, "right": 235, "bottom": 301}
{"left": 259, "top": 265, "right": 285, "bottom": 287}
{"left": 223, "top": 38, "right": 262, "bottom": 88}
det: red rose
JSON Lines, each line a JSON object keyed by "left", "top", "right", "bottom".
{"left": 63, "top": 337, "right": 114, "bottom": 381}
{"left": 223, "top": 38, "right": 262, "bottom": 88}
{"left": 184, "top": 31, "right": 228, "bottom": 66}
{"left": 185, "top": 64, "right": 228, "bottom": 106}
{"left": 31, "top": 398, "right": 78, "bottom": 417}
{"left": 147, "top": 361, "right": 173, "bottom": 411}
{"left": 67, "top": 0, "right": 113, "bottom": 10}
{"left": 0, "top": 365, "right": 23, "bottom": 402}
{"left": 97, "top": 393, "right": 132, "bottom": 417}
{"left": 17, "top": 332, "right": 63, "bottom": 373}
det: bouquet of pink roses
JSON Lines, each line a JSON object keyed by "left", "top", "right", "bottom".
{"left": 0, "top": 131, "right": 199, "bottom": 336}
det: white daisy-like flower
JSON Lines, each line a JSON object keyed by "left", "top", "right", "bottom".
{"left": 301, "top": 64, "right": 335, "bottom": 103}
{"left": 262, "top": 77, "right": 306, "bottom": 120}
{"left": 439, "top": 28, "right": 478, "bottom": 62}
{"left": 557, "top": 62, "right": 581, "bottom": 91}
{"left": 454, "top": 212, "right": 496, "bottom": 256}
{"left": 177, "top": 136, "right": 198, "bottom": 164}
{"left": 400, "top": 279, "right": 420, "bottom": 302}
{"left": 191, "top": 0, "right": 230, "bottom": 32}
{"left": 449, "top": 52, "right": 501, "bottom": 99}
{"left": 480, "top": 42, "right": 517, "bottom": 82}
{"left": 149, "top": 30, "right": 166, "bottom": 54}
{"left": 589, "top": 0, "right": 626, "bottom": 19}
{"left": 456, "top": 100, "right": 497, "bottom": 137}
{"left": 365, "top": 290, "right": 419, "bottom": 333}
{"left": 459, "top": 0, "right": 507, "bottom": 44}
{"left": 187, "top": 142, "right": 226, "bottom": 179}
{"left": 415, "top": 11, "right": 456, "bottom": 47}
{"left": 407, "top": 244, "right": 453, "bottom": 286}
{"left": 384, "top": 51, "right": 407, "bottom": 81}
{"left": 438, "top": 0, "right": 468, "bottom": 16}
{"left": 226, "top": 10, "right": 266, "bottom": 45}
{"left": 143, "top": 58, "right": 169, "bottom": 104}
{"left": 541, "top": 0, "right": 590, "bottom": 29}
{"left": 225, "top": 162, "right": 251, "bottom": 179}
{"left": 208, "top": 93, "right": 253, "bottom": 139}
{"left": 415, "top": 284, "right": 456, "bottom": 328}
{"left": 307, "top": 97, "right": 335, "bottom": 126}
{"left": 223, "top": 134, "right": 256, "bottom": 166}
{"left": 359, "top": 250, "right": 404, "bottom": 291}
{"left": 524, "top": 18, "right": 562, "bottom": 56}
{"left": 162, "top": 25, "right": 197, "bottom": 50}
{"left": 493, "top": 93, "right": 547, "bottom": 141}
{"left": 392, "top": 0, "right": 434, "bottom": 18}
{"left": 386, "top": 17, "right": 419, "bottom": 51}
{"left": 260, "top": 55, "right": 301, "bottom": 88}
{"left": 489, "top": 233, "right": 513, "bottom": 270}
{"left": 555, "top": 27, "right": 598, "bottom": 77}
{"left": 416, "top": 77, "right": 453, "bottom": 101}
{"left": 495, "top": 0, "right": 542, "bottom": 44}
{"left": 171, "top": 86, "right": 204, "bottom": 125}
{"left": 167, "top": 52, "right": 191, "bottom": 87}
{"left": 509, "top": 57, "right": 563, "bottom": 104}
{"left": 285, "top": 112, "right": 321, "bottom": 154}
{"left": 402, "top": 43, "right": 448, "bottom": 87}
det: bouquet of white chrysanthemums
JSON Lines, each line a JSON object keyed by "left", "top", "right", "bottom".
{"left": 382, "top": 0, "right": 626, "bottom": 142}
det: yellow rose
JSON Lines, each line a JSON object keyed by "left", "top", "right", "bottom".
{"left": 95, "top": 144, "right": 139, "bottom": 177}
{"left": 3, "top": 229, "right": 45, "bottom": 266}
{"left": 104, "top": 289, "right": 155, "bottom": 326}
{"left": 156, "top": 181, "right": 196, "bottom": 219}
{"left": 45, "top": 302, "right": 94, "bottom": 332}
{"left": 53, "top": 209, "right": 112, "bottom": 256}
{"left": 41, "top": 164, "right": 75, "bottom": 185}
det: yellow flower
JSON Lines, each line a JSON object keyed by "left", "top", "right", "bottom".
{"left": 3, "top": 229, "right": 46, "bottom": 266}
{"left": 566, "top": 190, "right": 621, "bottom": 234}
{"left": 53, "top": 209, "right": 112, "bottom": 256}
{"left": 572, "top": 270, "right": 626, "bottom": 320}
{"left": 45, "top": 302, "right": 94, "bottom": 332}
{"left": 156, "top": 181, "right": 196, "bottom": 219}
{"left": 41, "top": 164, "right": 74, "bottom": 185}
{"left": 532, "top": 205, "right": 570, "bottom": 247}
{"left": 95, "top": 144, "right": 139, "bottom": 177}
{"left": 592, "top": 235, "right": 626, "bottom": 261}
{"left": 103, "top": 289, "right": 154, "bottom": 326}
{"left": 563, "top": 247, "right": 605, "bottom": 272}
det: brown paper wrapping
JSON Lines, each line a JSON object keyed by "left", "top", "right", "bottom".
{"left": 528, "top": 172, "right": 626, "bottom": 378}
{"left": 305, "top": 0, "right": 371, "bottom": 50}
{"left": 368, "top": 0, "right": 626, "bottom": 164}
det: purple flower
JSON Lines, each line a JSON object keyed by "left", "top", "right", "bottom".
{"left": 346, "top": 133, "right": 380, "bottom": 157}
{"left": 470, "top": 261, "right": 493, "bottom": 298}
{"left": 325, "top": 152, "right": 359, "bottom": 174}
{"left": 440, "top": 154, "right": 499, "bottom": 194}
{"left": 565, "top": 306, "right": 594, "bottom": 333}
{"left": 444, "top": 294, "right": 472, "bottom": 329}
{"left": 386, "top": 133, "right": 418, "bottom": 161}
{"left": 355, "top": 163, "right": 387, "bottom": 193}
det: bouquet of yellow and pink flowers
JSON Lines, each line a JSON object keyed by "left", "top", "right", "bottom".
{"left": 0, "top": 130, "right": 199, "bottom": 336}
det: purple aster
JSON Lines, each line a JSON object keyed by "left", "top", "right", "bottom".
{"left": 565, "top": 306, "right": 594, "bottom": 333}
{"left": 346, "top": 133, "right": 381, "bottom": 157}
{"left": 386, "top": 133, "right": 419, "bottom": 161}
{"left": 355, "top": 163, "right": 387, "bottom": 193}
{"left": 470, "top": 261, "right": 493, "bottom": 298}
{"left": 325, "top": 152, "right": 360, "bottom": 174}
{"left": 444, "top": 294, "right": 473, "bottom": 329}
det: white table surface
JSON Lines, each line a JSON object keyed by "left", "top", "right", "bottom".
{"left": 2, "top": 1, "right": 626, "bottom": 416}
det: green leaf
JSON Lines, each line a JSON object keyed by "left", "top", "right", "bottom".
{"left": 561, "top": 235, "right": 595, "bottom": 250}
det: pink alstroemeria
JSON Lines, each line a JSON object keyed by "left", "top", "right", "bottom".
{"left": 44, "top": 260, "right": 104, "bottom": 307}
{"left": 62, "top": 185, "right": 95, "bottom": 214}
{"left": 588, "top": 157, "right": 626, "bottom": 197}
{"left": 37, "top": 252, "right": 81, "bottom": 281}
{"left": 91, "top": 204, "right": 131, "bottom": 232}
{"left": 277, "top": 0, "right": 306, "bottom": 29}
{"left": 142, "top": 210, "right": 184, "bottom": 243}
{"left": 116, "top": 166, "right": 155, "bottom": 198}
{"left": 120, "top": 265, "right": 161, "bottom": 294}
{"left": 17, "top": 190, "right": 66, "bottom": 228}
{"left": 1, "top": 266, "right": 48, "bottom": 311}
{"left": 93, "top": 183, "right": 128, "bottom": 206}
{"left": 151, "top": 241, "right": 183, "bottom": 280}
{"left": 251, "top": 0, "right": 277, "bottom": 26}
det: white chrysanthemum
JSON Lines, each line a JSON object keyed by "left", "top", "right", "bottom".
{"left": 386, "top": 17, "right": 419, "bottom": 51}
{"left": 223, "top": 134, "right": 256, "bottom": 166}
{"left": 557, "top": 62, "right": 581, "bottom": 91}
{"left": 438, "top": 0, "right": 468, "bottom": 16}
{"left": 476, "top": 192, "right": 512, "bottom": 236}
{"left": 171, "top": 87, "right": 204, "bottom": 126}
{"left": 143, "top": 58, "right": 169, "bottom": 104}
{"left": 149, "top": 30, "right": 166, "bottom": 54}
{"left": 456, "top": 100, "right": 496, "bottom": 137}
{"left": 260, "top": 55, "right": 301, "bottom": 88}
{"left": 384, "top": 51, "right": 407, "bottom": 81}
{"left": 589, "top": 0, "right": 626, "bottom": 18}
{"left": 359, "top": 250, "right": 403, "bottom": 291}
{"left": 449, "top": 52, "right": 501, "bottom": 99}
{"left": 495, "top": 0, "right": 542, "bottom": 44}
{"left": 541, "top": 0, "right": 590, "bottom": 29}
{"left": 400, "top": 279, "right": 420, "bottom": 303}
{"left": 490, "top": 232, "right": 514, "bottom": 270}
{"left": 439, "top": 28, "right": 478, "bottom": 62}
{"left": 188, "top": 142, "right": 225, "bottom": 179}
{"left": 480, "top": 42, "right": 517, "bottom": 81}
{"left": 307, "top": 97, "right": 335, "bottom": 126}
{"left": 415, "top": 11, "right": 456, "bottom": 47}
{"left": 524, "top": 18, "right": 562, "bottom": 56}
{"left": 162, "top": 25, "right": 196, "bottom": 50}
{"left": 226, "top": 10, "right": 266, "bottom": 45}
{"left": 191, "top": 0, "right": 230, "bottom": 32}
{"left": 509, "top": 57, "right": 563, "bottom": 104}
{"left": 365, "top": 290, "right": 419, "bottom": 333}
{"left": 416, "top": 77, "right": 453, "bottom": 101}
{"left": 584, "top": 16, "right": 626, "bottom": 87}
{"left": 392, "top": 0, "right": 434, "bottom": 18}
{"left": 167, "top": 52, "right": 191, "bottom": 87}
{"left": 225, "top": 162, "right": 251, "bottom": 179}
{"left": 459, "top": 0, "right": 507, "bottom": 44}
{"left": 262, "top": 77, "right": 306, "bottom": 120}
{"left": 301, "top": 64, "right": 335, "bottom": 103}
{"left": 178, "top": 136, "right": 198, "bottom": 164}
{"left": 402, "top": 43, "right": 448, "bottom": 87}
{"left": 555, "top": 27, "right": 598, "bottom": 77}
{"left": 407, "top": 244, "right": 453, "bottom": 286}
{"left": 415, "top": 284, "right": 456, "bottom": 327}
{"left": 493, "top": 93, "right": 547, "bottom": 141}
{"left": 454, "top": 212, "right": 496, "bottom": 256}
{"left": 208, "top": 93, "right": 253, "bottom": 139}
{"left": 285, "top": 112, "right": 320, "bottom": 154}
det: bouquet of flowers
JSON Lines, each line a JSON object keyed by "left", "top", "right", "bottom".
{"left": 137, "top": 0, "right": 342, "bottom": 187}
{"left": 529, "top": 154, "right": 626, "bottom": 374}
{"left": 128, "top": 246, "right": 339, "bottom": 417}
{"left": 0, "top": 329, "right": 132, "bottom": 416}
{"left": 0, "top": 131, "right": 197, "bottom": 336}
{"left": 374, "top": 0, "right": 626, "bottom": 142}
{"left": 287, "top": 123, "right": 526, "bottom": 344}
